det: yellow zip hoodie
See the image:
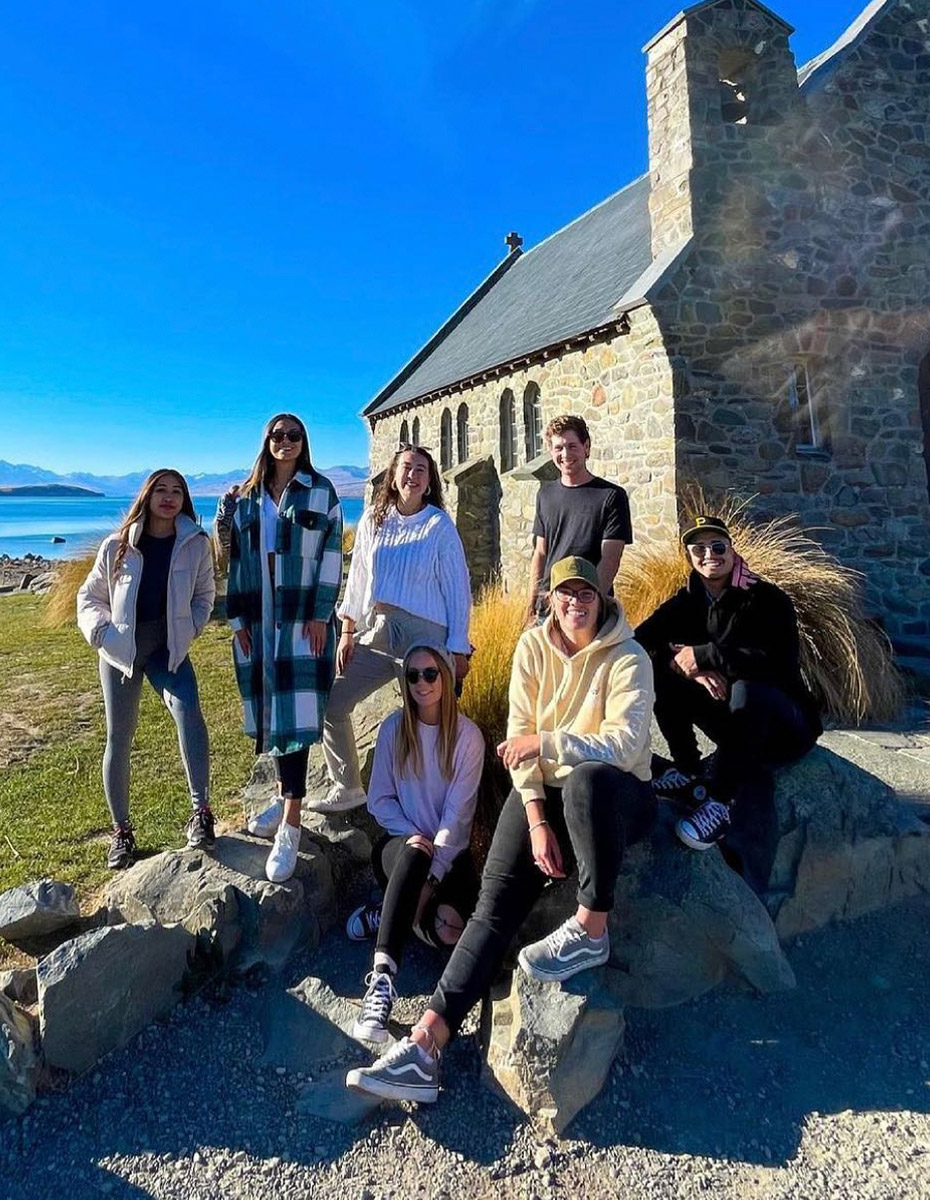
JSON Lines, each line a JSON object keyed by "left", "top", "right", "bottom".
{"left": 507, "top": 601, "right": 654, "bottom": 805}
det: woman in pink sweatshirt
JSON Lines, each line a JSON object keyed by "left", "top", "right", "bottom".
{"left": 345, "top": 642, "right": 484, "bottom": 1045}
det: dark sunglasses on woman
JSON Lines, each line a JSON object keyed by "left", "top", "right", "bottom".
{"left": 406, "top": 667, "right": 440, "bottom": 685}
{"left": 270, "top": 429, "right": 303, "bottom": 444}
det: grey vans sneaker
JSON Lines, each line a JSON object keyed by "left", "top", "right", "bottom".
{"left": 345, "top": 1036, "right": 439, "bottom": 1103}
{"left": 517, "top": 916, "right": 609, "bottom": 983}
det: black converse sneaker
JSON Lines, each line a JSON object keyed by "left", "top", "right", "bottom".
{"left": 346, "top": 1036, "right": 439, "bottom": 1102}
{"left": 352, "top": 970, "right": 397, "bottom": 1044}
{"left": 346, "top": 903, "right": 383, "bottom": 942}
{"left": 652, "top": 766, "right": 707, "bottom": 809}
{"left": 675, "top": 799, "right": 731, "bottom": 850}
{"left": 186, "top": 807, "right": 216, "bottom": 849}
{"left": 107, "top": 823, "right": 136, "bottom": 870}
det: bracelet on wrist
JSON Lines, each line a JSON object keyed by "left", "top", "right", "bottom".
{"left": 528, "top": 820, "right": 548, "bottom": 833}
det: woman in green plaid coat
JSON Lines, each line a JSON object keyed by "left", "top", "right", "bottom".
{"left": 225, "top": 412, "right": 344, "bottom": 882}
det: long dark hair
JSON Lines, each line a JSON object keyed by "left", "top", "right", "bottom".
{"left": 113, "top": 469, "right": 196, "bottom": 575}
{"left": 370, "top": 445, "right": 445, "bottom": 531}
{"left": 241, "top": 412, "right": 313, "bottom": 497}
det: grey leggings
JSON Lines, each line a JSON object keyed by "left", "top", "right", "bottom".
{"left": 99, "top": 619, "right": 210, "bottom": 826}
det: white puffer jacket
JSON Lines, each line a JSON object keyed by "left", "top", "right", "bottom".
{"left": 77, "top": 514, "right": 215, "bottom": 676}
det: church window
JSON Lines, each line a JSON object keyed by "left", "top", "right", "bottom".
{"left": 719, "top": 48, "right": 753, "bottom": 125}
{"left": 788, "top": 363, "right": 820, "bottom": 450}
{"left": 456, "top": 403, "right": 470, "bottom": 464}
{"left": 523, "top": 382, "right": 543, "bottom": 460}
{"left": 440, "top": 408, "right": 453, "bottom": 470}
{"left": 399, "top": 420, "right": 409, "bottom": 447}
{"left": 412, "top": 416, "right": 421, "bottom": 447}
{"left": 499, "top": 388, "right": 517, "bottom": 472}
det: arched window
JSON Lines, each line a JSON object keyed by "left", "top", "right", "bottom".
{"left": 412, "top": 416, "right": 421, "bottom": 447}
{"left": 523, "top": 382, "right": 542, "bottom": 461}
{"left": 456, "top": 403, "right": 469, "bottom": 464}
{"left": 399, "top": 419, "right": 409, "bottom": 447}
{"left": 499, "top": 388, "right": 517, "bottom": 472}
{"left": 440, "top": 408, "right": 453, "bottom": 470}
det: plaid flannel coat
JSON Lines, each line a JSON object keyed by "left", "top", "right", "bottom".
{"left": 226, "top": 470, "right": 343, "bottom": 756}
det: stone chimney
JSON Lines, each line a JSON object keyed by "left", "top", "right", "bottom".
{"left": 644, "top": 0, "right": 801, "bottom": 259}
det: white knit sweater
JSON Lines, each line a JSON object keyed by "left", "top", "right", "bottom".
{"left": 337, "top": 506, "right": 472, "bottom": 654}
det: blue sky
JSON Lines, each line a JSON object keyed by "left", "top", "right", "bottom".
{"left": 0, "top": 0, "right": 868, "bottom": 475}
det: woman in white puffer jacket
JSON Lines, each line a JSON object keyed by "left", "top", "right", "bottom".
{"left": 77, "top": 469, "right": 215, "bottom": 870}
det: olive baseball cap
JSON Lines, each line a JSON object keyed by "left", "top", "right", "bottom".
{"left": 549, "top": 556, "right": 603, "bottom": 596}
{"left": 680, "top": 515, "right": 731, "bottom": 546}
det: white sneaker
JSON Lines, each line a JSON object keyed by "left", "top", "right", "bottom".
{"left": 247, "top": 798, "right": 284, "bottom": 839}
{"left": 304, "top": 787, "right": 367, "bottom": 814}
{"left": 265, "top": 822, "right": 301, "bottom": 883}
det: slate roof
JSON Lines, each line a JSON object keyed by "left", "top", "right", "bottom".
{"left": 365, "top": 173, "right": 653, "bottom": 417}
{"left": 797, "top": 0, "right": 892, "bottom": 91}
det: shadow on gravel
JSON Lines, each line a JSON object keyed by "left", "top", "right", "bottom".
{"left": 569, "top": 899, "right": 930, "bottom": 1164}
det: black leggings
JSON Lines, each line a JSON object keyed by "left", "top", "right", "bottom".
{"left": 428, "top": 762, "right": 655, "bottom": 1038}
{"left": 374, "top": 835, "right": 479, "bottom": 968}
{"left": 272, "top": 746, "right": 311, "bottom": 800}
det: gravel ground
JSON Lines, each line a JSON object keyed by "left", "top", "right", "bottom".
{"left": 3, "top": 897, "right": 929, "bottom": 1200}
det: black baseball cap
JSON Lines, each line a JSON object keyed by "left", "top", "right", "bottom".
{"left": 680, "top": 515, "right": 731, "bottom": 546}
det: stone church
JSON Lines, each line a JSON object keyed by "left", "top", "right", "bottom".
{"left": 362, "top": 0, "right": 930, "bottom": 658}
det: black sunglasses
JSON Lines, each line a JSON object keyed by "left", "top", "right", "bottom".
{"left": 269, "top": 429, "right": 303, "bottom": 444}
{"left": 688, "top": 540, "right": 730, "bottom": 557}
{"left": 406, "top": 667, "right": 440, "bottom": 685}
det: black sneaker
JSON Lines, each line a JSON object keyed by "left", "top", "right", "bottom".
{"left": 675, "top": 799, "right": 731, "bottom": 850}
{"left": 186, "top": 807, "right": 216, "bottom": 849}
{"left": 107, "top": 823, "right": 136, "bottom": 870}
{"left": 345, "top": 903, "right": 382, "bottom": 941}
{"left": 652, "top": 766, "right": 707, "bottom": 810}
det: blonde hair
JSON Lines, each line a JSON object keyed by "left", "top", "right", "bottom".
{"left": 113, "top": 470, "right": 196, "bottom": 576}
{"left": 395, "top": 648, "right": 459, "bottom": 782}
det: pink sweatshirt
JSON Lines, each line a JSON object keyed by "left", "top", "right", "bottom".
{"left": 366, "top": 710, "right": 485, "bottom": 880}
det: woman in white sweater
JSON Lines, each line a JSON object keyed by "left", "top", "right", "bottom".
{"left": 309, "top": 445, "right": 473, "bottom": 814}
{"left": 346, "top": 643, "right": 484, "bottom": 1043}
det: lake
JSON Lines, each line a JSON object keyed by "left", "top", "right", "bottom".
{"left": 0, "top": 495, "right": 364, "bottom": 560}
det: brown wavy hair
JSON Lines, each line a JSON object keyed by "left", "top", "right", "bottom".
{"left": 241, "top": 412, "right": 313, "bottom": 497}
{"left": 396, "top": 646, "right": 459, "bottom": 782}
{"left": 113, "top": 469, "right": 196, "bottom": 575}
{"left": 370, "top": 445, "right": 445, "bottom": 531}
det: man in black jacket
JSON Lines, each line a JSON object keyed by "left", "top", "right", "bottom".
{"left": 635, "top": 516, "right": 821, "bottom": 889}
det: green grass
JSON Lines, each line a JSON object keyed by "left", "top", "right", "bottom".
{"left": 0, "top": 595, "right": 254, "bottom": 919}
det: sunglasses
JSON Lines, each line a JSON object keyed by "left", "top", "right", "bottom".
{"left": 269, "top": 429, "right": 303, "bottom": 444}
{"left": 553, "top": 585, "right": 597, "bottom": 604}
{"left": 688, "top": 540, "right": 730, "bottom": 557}
{"left": 406, "top": 667, "right": 441, "bottom": 685}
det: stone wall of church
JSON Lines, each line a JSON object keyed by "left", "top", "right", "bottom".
{"left": 368, "top": 306, "right": 679, "bottom": 596}
{"left": 646, "top": 0, "right": 930, "bottom": 649}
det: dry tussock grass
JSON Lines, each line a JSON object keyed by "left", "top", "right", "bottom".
{"left": 42, "top": 553, "right": 96, "bottom": 629}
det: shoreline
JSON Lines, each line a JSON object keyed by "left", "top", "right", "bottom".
{"left": 0, "top": 554, "right": 59, "bottom": 593}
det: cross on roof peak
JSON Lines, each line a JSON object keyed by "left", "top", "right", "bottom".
{"left": 505, "top": 231, "right": 524, "bottom": 253}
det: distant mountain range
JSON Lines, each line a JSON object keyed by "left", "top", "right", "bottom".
{"left": 0, "top": 460, "right": 369, "bottom": 499}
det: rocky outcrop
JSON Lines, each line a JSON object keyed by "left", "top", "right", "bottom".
{"left": 38, "top": 922, "right": 195, "bottom": 1075}
{"left": 105, "top": 831, "right": 336, "bottom": 969}
{"left": 480, "top": 970, "right": 625, "bottom": 1135}
{"left": 0, "top": 992, "right": 38, "bottom": 1115}
{"left": 0, "top": 967, "right": 38, "bottom": 1008}
{"left": 0, "top": 879, "right": 79, "bottom": 942}
{"left": 766, "top": 747, "right": 930, "bottom": 938}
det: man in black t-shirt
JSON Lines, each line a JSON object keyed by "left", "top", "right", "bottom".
{"left": 526, "top": 414, "right": 632, "bottom": 623}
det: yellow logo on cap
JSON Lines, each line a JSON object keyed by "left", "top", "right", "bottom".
{"left": 696, "top": 517, "right": 707, "bottom": 526}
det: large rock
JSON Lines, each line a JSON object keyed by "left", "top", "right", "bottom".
{"left": 0, "top": 967, "right": 38, "bottom": 1008}
{"left": 480, "top": 969, "right": 625, "bottom": 1134}
{"left": 105, "top": 831, "right": 335, "bottom": 969}
{"left": 0, "top": 992, "right": 38, "bottom": 1115}
{"left": 0, "top": 879, "right": 79, "bottom": 941}
{"left": 765, "top": 746, "right": 930, "bottom": 937}
{"left": 38, "top": 922, "right": 195, "bottom": 1074}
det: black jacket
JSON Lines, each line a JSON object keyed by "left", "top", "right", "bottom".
{"left": 635, "top": 572, "right": 822, "bottom": 732}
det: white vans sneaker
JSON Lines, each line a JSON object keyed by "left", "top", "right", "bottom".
{"left": 265, "top": 822, "right": 301, "bottom": 883}
{"left": 304, "top": 787, "right": 367, "bottom": 815}
{"left": 247, "top": 798, "right": 284, "bottom": 839}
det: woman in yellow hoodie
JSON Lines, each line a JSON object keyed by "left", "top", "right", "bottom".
{"left": 346, "top": 555, "right": 655, "bottom": 1104}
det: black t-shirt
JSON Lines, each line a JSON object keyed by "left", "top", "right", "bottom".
{"left": 136, "top": 532, "right": 176, "bottom": 622}
{"left": 532, "top": 475, "right": 633, "bottom": 592}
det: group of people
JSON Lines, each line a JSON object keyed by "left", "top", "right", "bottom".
{"left": 76, "top": 410, "right": 822, "bottom": 1107}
